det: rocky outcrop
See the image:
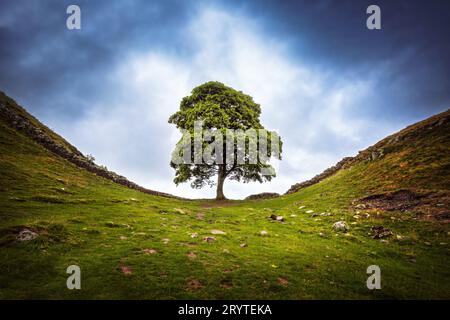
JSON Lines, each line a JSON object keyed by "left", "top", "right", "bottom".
{"left": 245, "top": 192, "right": 280, "bottom": 200}
{"left": 285, "top": 157, "right": 354, "bottom": 194}
{"left": 286, "top": 109, "right": 450, "bottom": 195}
{"left": 0, "top": 92, "right": 183, "bottom": 199}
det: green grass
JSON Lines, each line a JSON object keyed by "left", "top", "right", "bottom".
{"left": 0, "top": 114, "right": 449, "bottom": 300}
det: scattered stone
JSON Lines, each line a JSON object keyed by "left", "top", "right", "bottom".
{"left": 396, "top": 235, "right": 404, "bottom": 240}
{"left": 105, "top": 221, "right": 121, "bottom": 228}
{"left": 371, "top": 226, "right": 392, "bottom": 239}
{"left": 353, "top": 215, "right": 360, "bottom": 219}
{"left": 298, "top": 206, "right": 306, "bottom": 209}
{"left": 332, "top": 221, "right": 349, "bottom": 233}
{"left": 211, "top": 229, "right": 226, "bottom": 235}
{"left": 16, "top": 229, "right": 38, "bottom": 241}
{"left": 270, "top": 214, "right": 285, "bottom": 222}
{"left": 162, "top": 238, "right": 170, "bottom": 244}
{"left": 319, "top": 232, "right": 325, "bottom": 237}
{"left": 306, "top": 210, "right": 314, "bottom": 214}
{"left": 240, "top": 243, "right": 248, "bottom": 248}
{"left": 190, "top": 232, "right": 198, "bottom": 238}
{"left": 119, "top": 236, "right": 127, "bottom": 240}
{"left": 203, "top": 236, "right": 216, "bottom": 243}
{"left": 260, "top": 230, "right": 269, "bottom": 236}
{"left": 143, "top": 248, "right": 157, "bottom": 255}
{"left": 290, "top": 214, "right": 297, "bottom": 218}
{"left": 344, "top": 233, "right": 352, "bottom": 237}
{"left": 277, "top": 277, "right": 289, "bottom": 286}
{"left": 424, "top": 241, "right": 432, "bottom": 246}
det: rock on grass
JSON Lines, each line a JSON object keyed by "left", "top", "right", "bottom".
{"left": 332, "top": 221, "right": 349, "bottom": 232}
{"left": 142, "top": 248, "right": 157, "bottom": 255}
{"left": 211, "top": 229, "right": 226, "bottom": 235}
{"left": 203, "top": 236, "right": 216, "bottom": 243}
{"left": 16, "top": 228, "right": 38, "bottom": 241}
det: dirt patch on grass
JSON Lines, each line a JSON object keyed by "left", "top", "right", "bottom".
{"left": 186, "top": 278, "right": 204, "bottom": 291}
{"left": 277, "top": 277, "right": 289, "bottom": 286}
{"left": 353, "top": 189, "right": 423, "bottom": 211}
{"left": 120, "top": 265, "right": 133, "bottom": 276}
{"left": 220, "top": 279, "right": 233, "bottom": 289}
{"left": 352, "top": 189, "right": 450, "bottom": 222}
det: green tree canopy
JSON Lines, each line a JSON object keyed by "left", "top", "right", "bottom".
{"left": 168, "top": 81, "right": 282, "bottom": 200}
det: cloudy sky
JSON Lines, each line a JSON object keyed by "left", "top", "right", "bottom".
{"left": 0, "top": 0, "right": 449, "bottom": 199}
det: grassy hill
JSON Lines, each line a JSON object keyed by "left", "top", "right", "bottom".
{"left": 0, "top": 92, "right": 449, "bottom": 299}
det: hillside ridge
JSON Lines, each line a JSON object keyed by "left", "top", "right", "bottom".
{"left": 286, "top": 108, "right": 450, "bottom": 195}
{"left": 0, "top": 91, "right": 183, "bottom": 200}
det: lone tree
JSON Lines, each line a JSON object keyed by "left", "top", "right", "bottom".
{"left": 168, "top": 81, "right": 282, "bottom": 200}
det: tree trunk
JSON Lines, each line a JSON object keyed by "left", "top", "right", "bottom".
{"left": 216, "top": 166, "right": 226, "bottom": 200}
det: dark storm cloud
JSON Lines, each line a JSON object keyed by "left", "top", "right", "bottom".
{"left": 1, "top": 0, "right": 449, "bottom": 119}
{"left": 0, "top": 0, "right": 193, "bottom": 119}
{"left": 228, "top": 0, "right": 450, "bottom": 118}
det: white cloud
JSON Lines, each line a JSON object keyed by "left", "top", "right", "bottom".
{"left": 54, "top": 7, "right": 387, "bottom": 199}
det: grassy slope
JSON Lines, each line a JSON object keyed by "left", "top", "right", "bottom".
{"left": 0, "top": 104, "right": 449, "bottom": 299}
{"left": 343, "top": 109, "right": 450, "bottom": 194}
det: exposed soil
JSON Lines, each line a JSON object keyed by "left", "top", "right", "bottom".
{"left": 353, "top": 190, "right": 423, "bottom": 211}
{"left": 352, "top": 189, "right": 450, "bottom": 222}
